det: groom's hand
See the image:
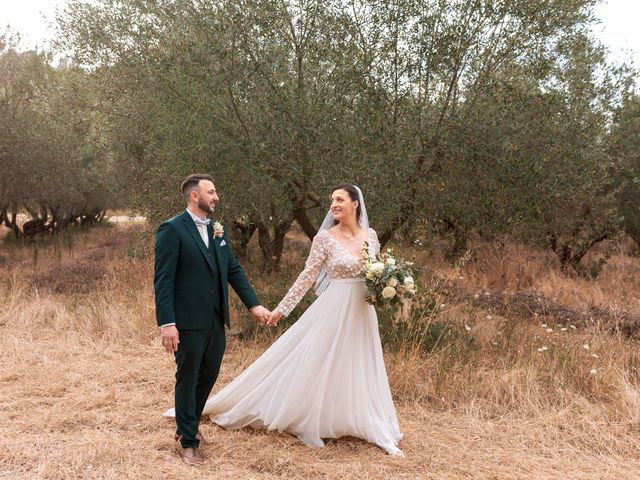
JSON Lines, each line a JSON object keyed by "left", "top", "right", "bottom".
{"left": 160, "top": 325, "right": 179, "bottom": 354}
{"left": 250, "top": 305, "right": 270, "bottom": 325}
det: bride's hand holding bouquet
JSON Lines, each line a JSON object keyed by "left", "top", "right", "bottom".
{"left": 363, "top": 243, "right": 416, "bottom": 311}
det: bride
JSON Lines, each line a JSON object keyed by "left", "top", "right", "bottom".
{"left": 172, "top": 184, "right": 404, "bottom": 456}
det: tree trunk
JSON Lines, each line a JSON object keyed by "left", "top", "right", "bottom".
{"left": 257, "top": 220, "right": 275, "bottom": 272}
{"left": 7, "top": 204, "right": 23, "bottom": 239}
{"left": 232, "top": 216, "right": 257, "bottom": 259}
{"left": 272, "top": 218, "right": 293, "bottom": 267}
{"left": 549, "top": 231, "right": 610, "bottom": 275}
{"left": 292, "top": 206, "right": 317, "bottom": 240}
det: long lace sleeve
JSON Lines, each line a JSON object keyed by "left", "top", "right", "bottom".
{"left": 368, "top": 228, "right": 381, "bottom": 257}
{"left": 276, "top": 232, "right": 329, "bottom": 317}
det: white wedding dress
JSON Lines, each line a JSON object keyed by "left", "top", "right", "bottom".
{"left": 166, "top": 228, "right": 403, "bottom": 455}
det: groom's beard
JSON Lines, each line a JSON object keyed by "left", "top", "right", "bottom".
{"left": 198, "top": 197, "right": 215, "bottom": 214}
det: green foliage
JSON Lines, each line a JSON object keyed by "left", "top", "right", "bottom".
{"left": 609, "top": 94, "right": 640, "bottom": 246}
{"left": 19, "top": 0, "right": 638, "bottom": 270}
{"left": 0, "top": 30, "right": 123, "bottom": 239}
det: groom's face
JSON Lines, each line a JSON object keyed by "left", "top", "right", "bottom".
{"left": 196, "top": 180, "right": 219, "bottom": 214}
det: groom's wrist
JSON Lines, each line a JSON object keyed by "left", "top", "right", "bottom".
{"left": 160, "top": 323, "right": 176, "bottom": 329}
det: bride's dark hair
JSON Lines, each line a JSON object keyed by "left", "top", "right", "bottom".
{"left": 331, "top": 184, "right": 361, "bottom": 225}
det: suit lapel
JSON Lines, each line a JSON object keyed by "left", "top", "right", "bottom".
{"left": 181, "top": 211, "right": 215, "bottom": 271}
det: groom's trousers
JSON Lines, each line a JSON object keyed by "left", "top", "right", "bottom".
{"left": 174, "top": 311, "right": 226, "bottom": 449}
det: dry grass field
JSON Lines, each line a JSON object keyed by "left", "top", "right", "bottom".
{"left": 2, "top": 222, "right": 640, "bottom": 479}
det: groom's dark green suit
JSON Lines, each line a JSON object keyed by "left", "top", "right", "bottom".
{"left": 154, "top": 210, "right": 259, "bottom": 449}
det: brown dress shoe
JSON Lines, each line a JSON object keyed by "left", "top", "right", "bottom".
{"left": 180, "top": 447, "right": 203, "bottom": 466}
{"left": 174, "top": 431, "right": 205, "bottom": 444}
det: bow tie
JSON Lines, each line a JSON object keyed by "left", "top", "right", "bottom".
{"left": 194, "top": 218, "right": 211, "bottom": 227}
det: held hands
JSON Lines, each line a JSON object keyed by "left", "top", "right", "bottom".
{"left": 160, "top": 325, "right": 179, "bottom": 354}
{"left": 250, "top": 305, "right": 271, "bottom": 325}
{"left": 250, "top": 305, "right": 282, "bottom": 327}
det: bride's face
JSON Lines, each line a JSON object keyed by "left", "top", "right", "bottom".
{"left": 331, "top": 189, "right": 358, "bottom": 223}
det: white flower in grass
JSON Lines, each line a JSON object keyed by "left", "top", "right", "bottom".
{"left": 465, "top": 325, "right": 472, "bottom": 332}
{"left": 590, "top": 369, "right": 598, "bottom": 375}
{"left": 537, "top": 346, "right": 548, "bottom": 353}
{"left": 582, "top": 344, "right": 590, "bottom": 350}
{"left": 545, "top": 328, "right": 553, "bottom": 333}
{"left": 382, "top": 286, "right": 397, "bottom": 299}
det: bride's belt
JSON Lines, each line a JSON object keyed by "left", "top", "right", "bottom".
{"left": 330, "top": 278, "right": 365, "bottom": 283}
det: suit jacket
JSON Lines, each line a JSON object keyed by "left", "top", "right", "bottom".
{"left": 154, "top": 210, "right": 259, "bottom": 330}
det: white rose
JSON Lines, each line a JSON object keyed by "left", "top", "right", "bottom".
{"left": 371, "top": 262, "right": 385, "bottom": 276}
{"left": 387, "top": 277, "right": 398, "bottom": 287}
{"left": 382, "top": 286, "right": 397, "bottom": 299}
{"left": 404, "top": 276, "right": 414, "bottom": 286}
{"left": 385, "top": 257, "right": 396, "bottom": 266}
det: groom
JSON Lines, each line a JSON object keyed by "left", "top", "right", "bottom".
{"left": 154, "top": 174, "right": 270, "bottom": 466}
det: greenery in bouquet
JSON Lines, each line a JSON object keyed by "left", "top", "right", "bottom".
{"left": 362, "top": 242, "right": 417, "bottom": 311}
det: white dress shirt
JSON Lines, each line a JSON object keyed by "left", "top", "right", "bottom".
{"left": 186, "top": 208, "right": 210, "bottom": 248}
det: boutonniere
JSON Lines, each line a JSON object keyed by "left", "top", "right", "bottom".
{"left": 213, "top": 221, "right": 224, "bottom": 238}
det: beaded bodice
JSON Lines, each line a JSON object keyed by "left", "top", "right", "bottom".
{"left": 276, "top": 228, "right": 380, "bottom": 317}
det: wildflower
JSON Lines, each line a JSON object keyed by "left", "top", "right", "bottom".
{"left": 465, "top": 325, "right": 472, "bottom": 332}
{"left": 546, "top": 328, "right": 553, "bottom": 333}
{"left": 582, "top": 344, "right": 590, "bottom": 350}
{"left": 590, "top": 369, "right": 597, "bottom": 375}
{"left": 561, "top": 327, "right": 568, "bottom": 332}
{"left": 486, "top": 315, "right": 492, "bottom": 320}
{"left": 541, "top": 324, "right": 548, "bottom": 328}
{"left": 537, "top": 346, "right": 548, "bottom": 352}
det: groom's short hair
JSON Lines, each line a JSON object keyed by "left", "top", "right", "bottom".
{"left": 181, "top": 174, "right": 215, "bottom": 201}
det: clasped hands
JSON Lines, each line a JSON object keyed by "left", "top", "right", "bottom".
{"left": 250, "top": 305, "right": 282, "bottom": 327}
{"left": 162, "top": 306, "right": 283, "bottom": 353}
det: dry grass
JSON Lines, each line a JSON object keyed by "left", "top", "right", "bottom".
{"left": 2, "top": 224, "right": 640, "bottom": 479}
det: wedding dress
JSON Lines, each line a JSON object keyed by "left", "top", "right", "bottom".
{"left": 198, "top": 227, "right": 403, "bottom": 455}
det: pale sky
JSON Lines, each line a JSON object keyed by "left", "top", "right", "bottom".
{"left": 1, "top": 0, "right": 639, "bottom": 69}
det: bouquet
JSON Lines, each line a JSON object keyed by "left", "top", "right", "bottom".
{"left": 362, "top": 242, "right": 417, "bottom": 310}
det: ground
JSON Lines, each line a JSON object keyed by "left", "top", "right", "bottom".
{"left": 1, "top": 222, "right": 640, "bottom": 479}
